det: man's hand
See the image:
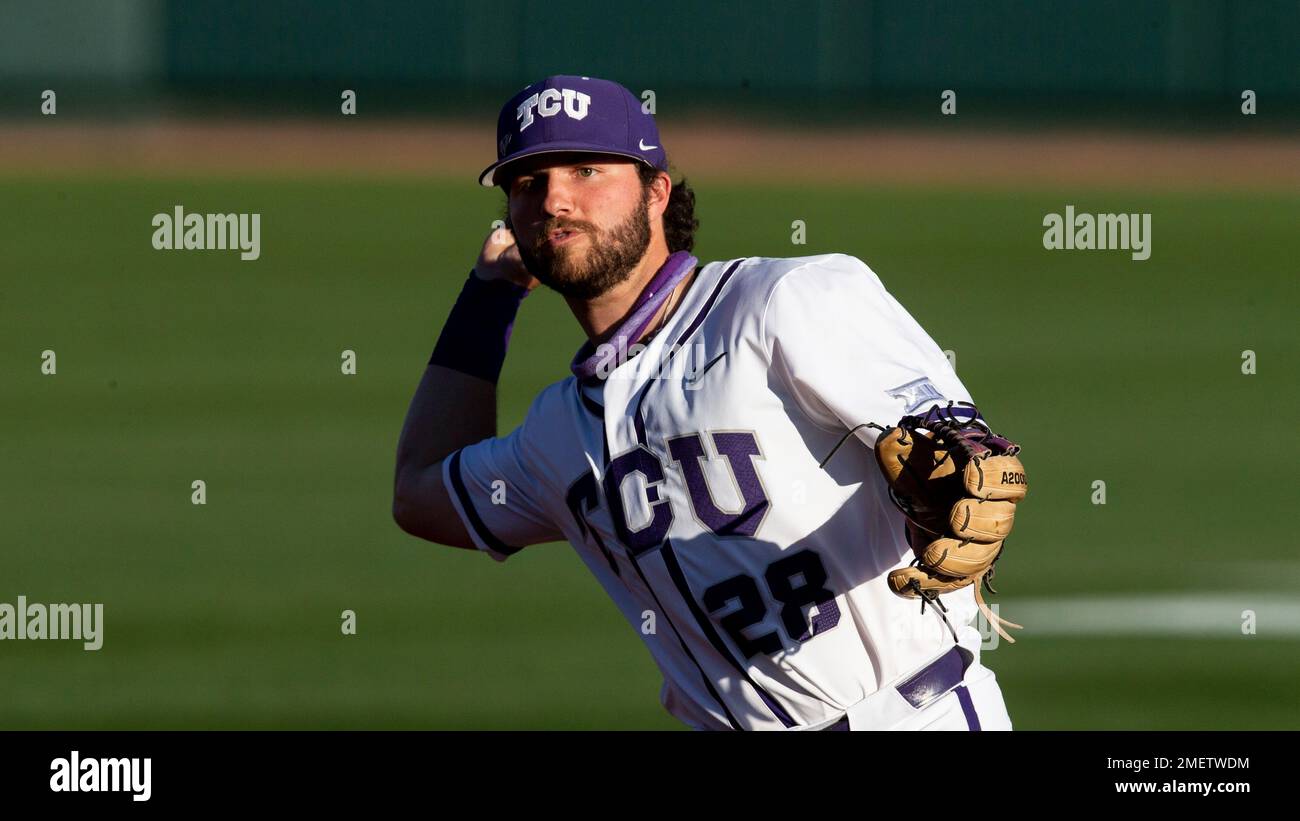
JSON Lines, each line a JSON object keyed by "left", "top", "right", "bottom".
{"left": 474, "top": 227, "right": 540, "bottom": 291}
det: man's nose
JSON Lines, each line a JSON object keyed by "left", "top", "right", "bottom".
{"left": 541, "top": 176, "right": 575, "bottom": 217}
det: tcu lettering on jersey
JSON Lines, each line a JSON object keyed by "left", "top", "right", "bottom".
{"left": 600, "top": 429, "right": 769, "bottom": 555}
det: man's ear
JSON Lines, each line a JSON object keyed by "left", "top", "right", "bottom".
{"left": 649, "top": 171, "right": 672, "bottom": 219}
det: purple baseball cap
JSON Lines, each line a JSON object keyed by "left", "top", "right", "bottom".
{"left": 479, "top": 75, "right": 669, "bottom": 187}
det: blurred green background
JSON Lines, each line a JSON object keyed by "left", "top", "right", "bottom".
{"left": 1, "top": 179, "right": 1295, "bottom": 728}
{"left": 1, "top": 1, "right": 1298, "bottom": 729}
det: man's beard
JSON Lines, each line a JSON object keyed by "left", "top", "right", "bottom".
{"left": 517, "top": 189, "right": 652, "bottom": 300}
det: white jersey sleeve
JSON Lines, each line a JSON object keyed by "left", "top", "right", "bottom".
{"left": 442, "top": 390, "right": 567, "bottom": 561}
{"left": 761, "top": 253, "right": 973, "bottom": 441}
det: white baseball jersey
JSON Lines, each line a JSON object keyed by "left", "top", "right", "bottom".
{"left": 443, "top": 253, "right": 989, "bottom": 730}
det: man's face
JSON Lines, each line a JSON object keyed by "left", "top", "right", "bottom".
{"left": 505, "top": 153, "right": 654, "bottom": 300}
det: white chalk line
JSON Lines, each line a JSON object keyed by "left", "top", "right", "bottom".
{"left": 992, "top": 593, "right": 1300, "bottom": 638}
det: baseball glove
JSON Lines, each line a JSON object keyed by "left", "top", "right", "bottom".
{"left": 819, "top": 402, "right": 1028, "bottom": 641}
{"left": 873, "top": 403, "right": 1027, "bottom": 642}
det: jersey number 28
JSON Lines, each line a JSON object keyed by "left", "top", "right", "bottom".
{"left": 703, "top": 549, "right": 841, "bottom": 658}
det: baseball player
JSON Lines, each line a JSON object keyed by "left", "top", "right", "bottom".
{"left": 393, "top": 75, "right": 1029, "bottom": 730}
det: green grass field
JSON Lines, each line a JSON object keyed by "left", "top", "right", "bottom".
{"left": 1, "top": 176, "right": 1296, "bottom": 729}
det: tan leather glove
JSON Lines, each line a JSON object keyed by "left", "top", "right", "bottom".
{"left": 873, "top": 403, "right": 1028, "bottom": 642}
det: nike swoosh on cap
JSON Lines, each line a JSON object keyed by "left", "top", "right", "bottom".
{"left": 639, "top": 139, "right": 658, "bottom": 151}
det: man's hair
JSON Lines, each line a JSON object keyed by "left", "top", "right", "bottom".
{"left": 638, "top": 163, "right": 699, "bottom": 254}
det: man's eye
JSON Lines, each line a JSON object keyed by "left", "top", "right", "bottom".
{"left": 577, "top": 167, "right": 597, "bottom": 177}
{"left": 514, "top": 178, "right": 533, "bottom": 191}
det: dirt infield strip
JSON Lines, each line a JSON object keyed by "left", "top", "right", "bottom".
{"left": 1, "top": 119, "right": 1296, "bottom": 191}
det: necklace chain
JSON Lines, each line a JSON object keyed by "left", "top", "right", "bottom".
{"left": 645, "top": 275, "right": 685, "bottom": 342}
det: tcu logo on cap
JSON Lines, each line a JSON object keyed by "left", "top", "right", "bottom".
{"left": 516, "top": 88, "right": 591, "bottom": 132}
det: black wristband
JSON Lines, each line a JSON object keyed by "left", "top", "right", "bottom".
{"left": 429, "top": 272, "right": 529, "bottom": 383}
